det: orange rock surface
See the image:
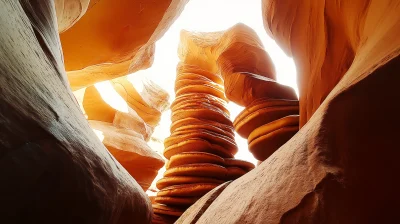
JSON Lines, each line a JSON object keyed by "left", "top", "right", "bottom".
{"left": 89, "top": 121, "right": 165, "bottom": 190}
{"left": 153, "top": 62, "right": 254, "bottom": 223}
{"left": 177, "top": 0, "right": 400, "bottom": 223}
{"left": 0, "top": 1, "right": 152, "bottom": 223}
{"left": 263, "top": 0, "right": 399, "bottom": 126}
{"left": 81, "top": 76, "right": 169, "bottom": 127}
{"left": 178, "top": 23, "right": 297, "bottom": 106}
{"left": 60, "top": 0, "right": 189, "bottom": 90}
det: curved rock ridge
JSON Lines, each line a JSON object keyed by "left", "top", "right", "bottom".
{"left": 81, "top": 75, "right": 169, "bottom": 128}
{"left": 178, "top": 23, "right": 297, "bottom": 105}
{"left": 0, "top": 1, "right": 152, "bottom": 223}
{"left": 177, "top": 0, "right": 400, "bottom": 223}
{"left": 89, "top": 121, "right": 164, "bottom": 190}
{"left": 55, "top": 0, "right": 90, "bottom": 33}
{"left": 263, "top": 0, "right": 400, "bottom": 126}
{"left": 77, "top": 71, "right": 169, "bottom": 193}
{"left": 59, "top": 0, "right": 189, "bottom": 90}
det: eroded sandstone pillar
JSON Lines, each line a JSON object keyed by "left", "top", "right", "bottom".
{"left": 151, "top": 63, "right": 254, "bottom": 224}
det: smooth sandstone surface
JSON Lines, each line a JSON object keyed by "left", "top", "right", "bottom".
{"left": 60, "top": 0, "right": 189, "bottom": 90}
{"left": 82, "top": 76, "right": 169, "bottom": 127}
{"left": 175, "top": 182, "right": 231, "bottom": 224}
{"left": 178, "top": 1, "right": 400, "bottom": 223}
{"left": 89, "top": 121, "right": 165, "bottom": 190}
{"left": 178, "top": 23, "right": 297, "bottom": 105}
{"left": 263, "top": 0, "right": 400, "bottom": 126}
{"left": 156, "top": 177, "right": 225, "bottom": 190}
{"left": 234, "top": 105, "right": 299, "bottom": 138}
{"left": 167, "top": 152, "right": 225, "bottom": 169}
{"left": 0, "top": 1, "right": 151, "bottom": 223}
{"left": 55, "top": 0, "right": 90, "bottom": 33}
{"left": 113, "top": 110, "right": 154, "bottom": 141}
{"left": 164, "top": 139, "right": 234, "bottom": 159}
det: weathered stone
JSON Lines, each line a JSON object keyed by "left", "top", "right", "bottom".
{"left": 248, "top": 115, "right": 299, "bottom": 161}
{"left": 113, "top": 110, "right": 154, "bottom": 141}
{"left": 0, "top": 1, "right": 151, "bottom": 223}
{"left": 60, "top": 0, "right": 189, "bottom": 90}
{"left": 154, "top": 60, "right": 251, "bottom": 220}
{"left": 82, "top": 76, "right": 169, "bottom": 127}
{"left": 175, "top": 182, "right": 231, "bottom": 224}
{"left": 89, "top": 121, "right": 165, "bottom": 190}
{"left": 177, "top": 1, "right": 400, "bottom": 223}
{"left": 178, "top": 23, "right": 297, "bottom": 106}
{"left": 54, "top": 0, "right": 89, "bottom": 33}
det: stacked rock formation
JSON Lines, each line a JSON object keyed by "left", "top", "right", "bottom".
{"left": 72, "top": 75, "right": 169, "bottom": 190}
{"left": 234, "top": 98, "right": 299, "bottom": 161}
{"left": 0, "top": 0, "right": 188, "bottom": 222}
{"left": 177, "top": 1, "right": 400, "bottom": 223}
{"left": 177, "top": 24, "right": 299, "bottom": 162}
{"left": 152, "top": 64, "right": 255, "bottom": 223}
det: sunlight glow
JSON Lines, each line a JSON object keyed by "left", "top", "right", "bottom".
{"left": 132, "top": 0, "right": 298, "bottom": 164}
{"left": 95, "top": 81, "right": 129, "bottom": 113}
{"left": 92, "top": 129, "right": 105, "bottom": 142}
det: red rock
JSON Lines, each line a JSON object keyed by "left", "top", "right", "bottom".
{"left": 163, "top": 164, "right": 228, "bottom": 179}
{"left": 157, "top": 177, "right": 225, "bottom": 190}
{"left": 155, "top": 196, "right": 200, "bottom": 207}
{"left": 163, "top": 139, "right": 234, "bottom": 159}
{"left": 223, "top": 72, "right": 297, "bottom": 107}
{"left": 166, "top": 152, "right": 225, "bottom": 169}
{"left": 157, "top": 183, "right": 221, "bottom": 198}
{"left": 233, "top": 100, "right": 299, "bottom": 138}
{"left": 175, "top": 182, "right": 231, "bottom": 224}
{"left": 248, "top": 115, "right": 299, "bottom": 161}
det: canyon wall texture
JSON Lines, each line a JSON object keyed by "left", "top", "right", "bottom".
{"left": 177, "top": 0, "right": 400, "bottom": 223}
{"left": 0, "top": 1, "right": 152, "bottom": 223}
{"left": 0, "top": 0, "right": 190, "bottom": 223}
{"left": 60, "top": 0, "right": 189, "bottom": 90}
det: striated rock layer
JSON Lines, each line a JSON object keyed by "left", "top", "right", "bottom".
{"left": 152, "top": 63, "right": 254, "bottom": 223}
{"left": 178, "top": 23, "right": 297, "bottom": 106}
{"left": 60, "top": 0, "right": 189, "bottom": 90}
{"left": 177, "top": 0, "right": 400, "bottom": 223}
{"left": 178, "top": 23, "right": 299, "bottom": 162}
{"left": 0, "top": 1, "right": 151, "bottom": 223}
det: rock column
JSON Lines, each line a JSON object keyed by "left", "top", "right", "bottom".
{"left": 152, "top": 63, "right": 254, "bottom": 223}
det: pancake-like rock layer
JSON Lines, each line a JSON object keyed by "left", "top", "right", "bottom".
{"left": 232, "top": 98, "right": 300, "bottom": 161}
{"left": 177, "top": 0, "right": 400, "bottom": 223}
{"left": 178, "top": 23, "right": 298, "bottom": 107}
{"left": 153, "top": 64, "right": 254, "bottom": 223}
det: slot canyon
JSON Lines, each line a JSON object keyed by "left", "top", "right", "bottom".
{"left": 0, "top": 0, "right": 399, "bottom": 223}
